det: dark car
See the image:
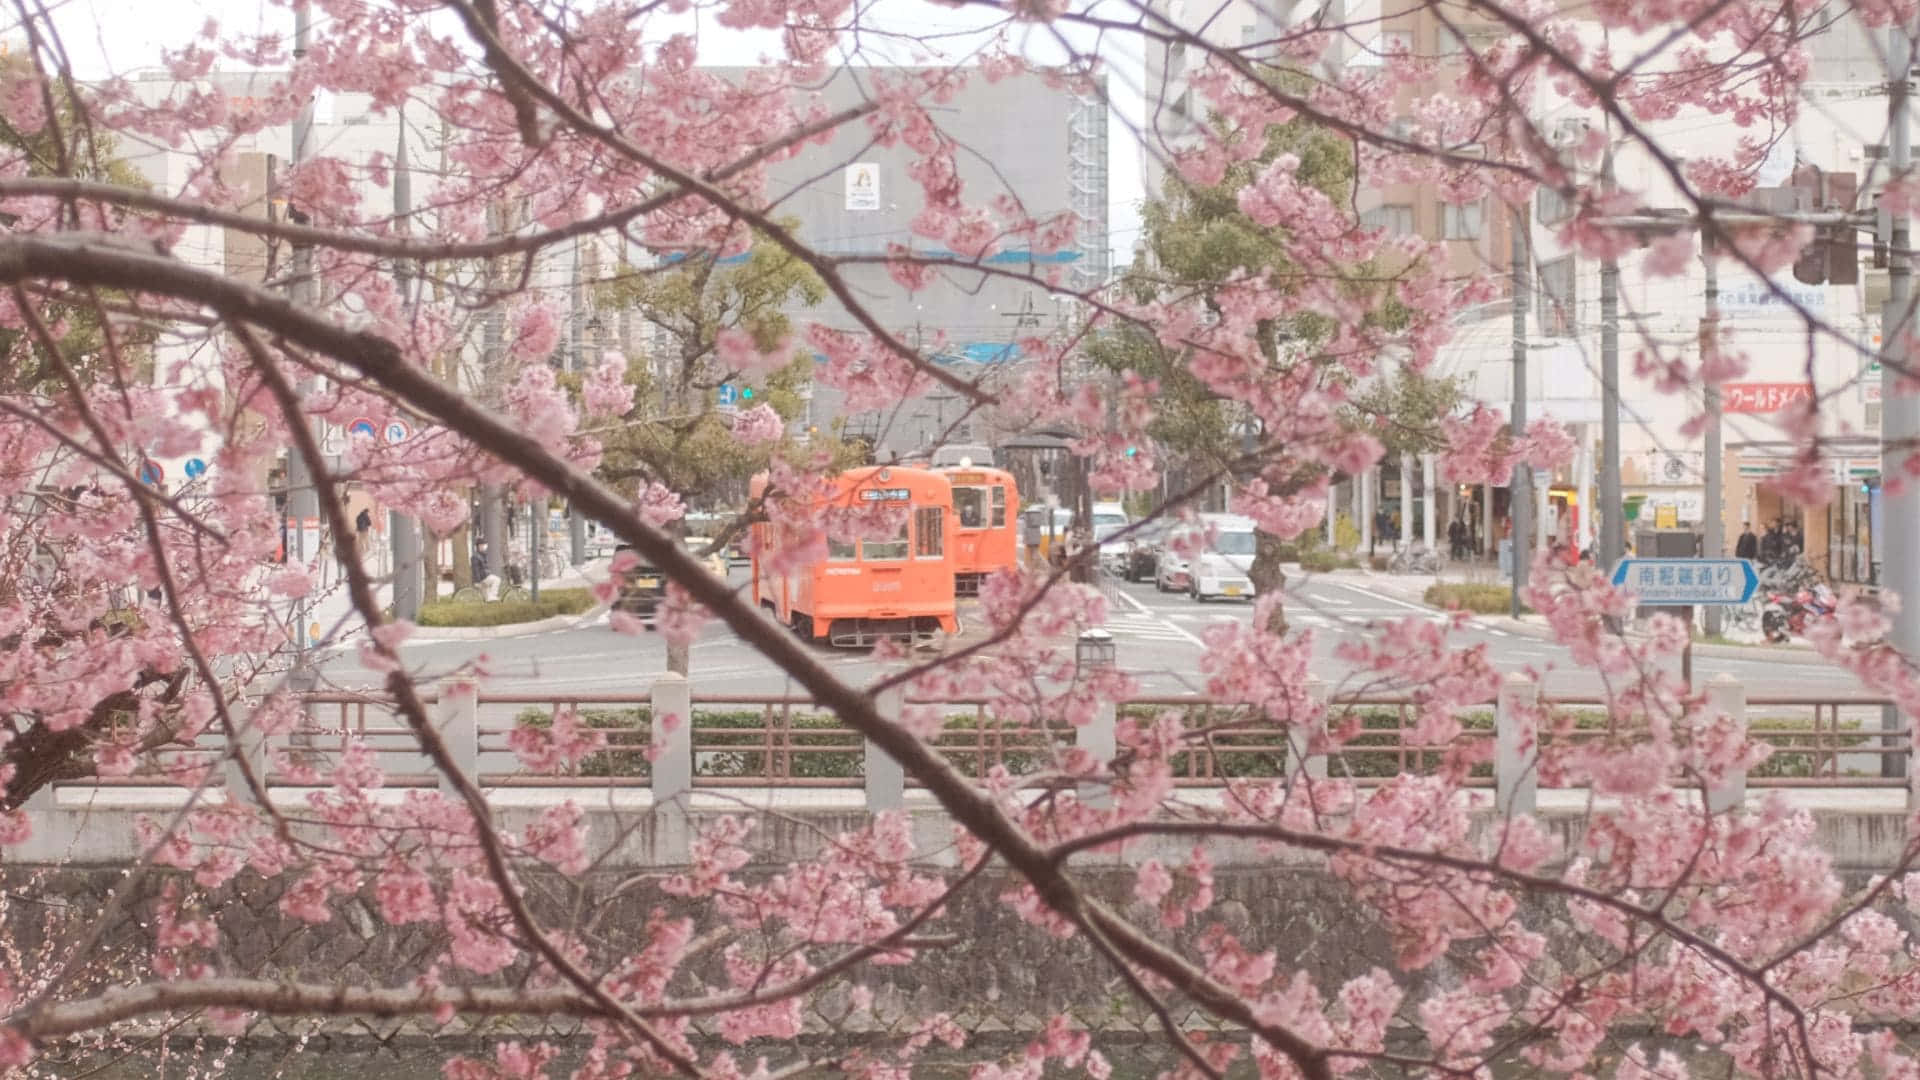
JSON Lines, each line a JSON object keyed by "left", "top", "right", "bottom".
{"left": 1122, "top": 519, "right": 1170, "bottom": 582}
{"left": 612, "top": 544, "right": 667, "bottom": 623}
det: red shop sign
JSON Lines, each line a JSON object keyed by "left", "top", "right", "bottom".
{"left": 1723, "top": 382, "right": 1814, "bottom": 414}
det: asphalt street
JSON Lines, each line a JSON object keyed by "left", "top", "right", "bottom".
{"left": 315, "top": 565, "right": 1870, "bottom": 703}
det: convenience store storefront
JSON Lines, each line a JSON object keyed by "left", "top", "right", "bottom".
{"left": 1732, "top": 440, "right": 1880, "bottom": 585}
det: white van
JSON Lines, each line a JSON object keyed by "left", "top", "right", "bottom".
{"left": 1189, "top": 513, "right": 1257, "bottom": 601}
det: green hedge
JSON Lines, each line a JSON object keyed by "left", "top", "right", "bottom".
{"left": 417, "top": 587, "right": 597, "bottom": 628}
{"left": 1423, "top": 582, "right": 1515, "bottom": 615}
{"left": 513, "top": 706, "right": 1065, "bottom": 780}
{"left": 1299, "top": 550, "right": 1342, "bottom": 573}
{"left": 514, "top": 703, "right": 1876, "bottom": 782}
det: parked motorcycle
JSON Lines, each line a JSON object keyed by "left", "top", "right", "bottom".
{"left": 1760, "top": 558, "right": 1836, "bottom": 643}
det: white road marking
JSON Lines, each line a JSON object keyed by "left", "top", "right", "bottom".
{"left": 1105, "top": 595, "right": 1208, "bottom": 648}
{"left": 1317, "top": 580, "right": 1434, "bottom": 614}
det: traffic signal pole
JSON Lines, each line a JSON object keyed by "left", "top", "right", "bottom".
{"left": 1701, "top": 247, "right": 1724, "bottom": 636}
{"left": 1882, "top": 25, "right": 1915, "bottom": 780}
{"left": 1511, "top": 205, "right": 1531, "bottom": 615}
{"left": 389, "top": 113, "right": 423, "bottom": 622}
{"left": 285, "top": 1, "right": 318, "bottom": 691}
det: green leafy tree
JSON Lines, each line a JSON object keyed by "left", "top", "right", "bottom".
{"left": 593, "top": 233, "right": 869, "bottom": 672}
{"left": 594, "top": 233, "right": 836, "bottom": 506}
{"left": 0, "top": 56, "right": 153, "bottom": 393}
{"left": 1085, "top": 94, "right": 1455, "bottom": 628}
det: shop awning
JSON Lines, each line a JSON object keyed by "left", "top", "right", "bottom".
{"left": 1731, "top": 438, "right": 1882, "bottom": 481}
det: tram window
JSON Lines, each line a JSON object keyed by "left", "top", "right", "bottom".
{"left": 953, "top": 486, "right": 987, "bottom": 529}
{"left": 915, "top": 507, "right": 944, "bottom": 558}
{"left": 991, "top": 485, "right": 1007, "bottom": 527}
{"left": 863, "top": 519, "right": 910, "bottom": 561}
{"left": 828, "top": 537, "right": 857, "bottom": 561}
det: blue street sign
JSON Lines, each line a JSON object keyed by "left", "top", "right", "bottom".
{"left": 183, "top": 458, "right": 207, "bottom": 479}
{"left": 138, "top": 459, "right": 162, "bottom": 486}
{"left": 1610, "top": 558, "right": 1759, "bottom": 605}
{"left": 717, "top": 384, "right": 737, "bottom": 407}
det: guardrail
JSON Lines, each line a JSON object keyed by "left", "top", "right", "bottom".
{"left": 63, "top": 676, "right": 1914, "bottom": 815}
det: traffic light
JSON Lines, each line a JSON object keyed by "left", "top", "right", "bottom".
{"left": 1787, "top": 165, "right": 1858, "bottom": 286}
{"left": 1125, "top": 445, "right": 1138, "bottom": 457}
{"left": 741, "top": 387, "right": 754, "bottom": 400}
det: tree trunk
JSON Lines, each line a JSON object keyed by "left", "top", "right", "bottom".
{"left": 668, "top": 515, "right": 690, "bottom": 675}
{"left": 451, "top": 522, "right": 472, "bottom": 589}
{"left": 1250, "top": 531, "right": 1288, "bottom": 636}
{"left": 422, "top": 532, "right": 442, "bottom": 600}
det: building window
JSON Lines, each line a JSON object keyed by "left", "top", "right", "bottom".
{"left": 1376, "top": 29, "right": 1413, "bottom": 56}
{"left": 914, "top": 507, "right": 944, "bottom": 558}
{"left": 1437, "top": 25, "right": 1464, "bottom": 56}
{"left": 1360, "top": 204, "right": 1415, "bottom": 233}
{"left": 1442, "top": 200, "right": 1483, "bottom": 240}
{"left": 1537, "top": 256, "right": 1576, "bottom": 337}
{"left": 1537, "top": 185, "right": 1573, "bottom": 225}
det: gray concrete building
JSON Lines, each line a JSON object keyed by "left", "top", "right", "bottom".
{"left": 699, "top": 65, "right": 1110, "bottom": 461}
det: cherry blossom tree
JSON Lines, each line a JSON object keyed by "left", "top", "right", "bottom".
{"left": 0, "top": 0, "right": 1918, "bottom": 1077}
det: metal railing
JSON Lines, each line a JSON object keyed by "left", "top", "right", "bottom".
{"left": 72, "top": 685, "right": 1912, "bottom": 795}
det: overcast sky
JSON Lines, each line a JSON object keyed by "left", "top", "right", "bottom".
{"left": 49, "top": 0, "right": 1150, "bottom": 262}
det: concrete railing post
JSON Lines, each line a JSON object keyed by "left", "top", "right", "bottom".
{"left": 437, "top": 681, "right": 479, "bottom": 796}
{"left": 222, "top": 715, "right": 269, "bottom": 810}
{"left": 1495, "top": 671, "right": 1539, "bottom": 818}
{"left": 1078, "top": 700, "right": 1118, "bottom": 807}
{"left": 1292, "top": 678, "right": 1328, "bottom": 783}
{"left": 650, "top": 673, "right": 693, "bottom": 863}
{"left": 1705, "top": 673, "right": 1747, "bottom": 814}
{"left": 865, "top": 687, "right": 905, "bottom": 813}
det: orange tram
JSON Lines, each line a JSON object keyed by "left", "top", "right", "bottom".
{"left": 752, "top": 465, "right": 964, "bottom": 647}
{"left": 936, "top": 464, "right": 1021, "bottom": 596}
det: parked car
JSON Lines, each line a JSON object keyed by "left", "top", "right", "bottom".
{"left": 1121, "top": 518, "right": 1170, "bottom": 582}
{"left": 612, "top": 543, "right": 667, "bottom": 623}
{"left": 680, "top": 536, "right": 729, "bottom": 577}
{"left": 687, "top": 513, "right": 751, "bottom": 564}
{"left": 1091, "top": 502, "right": 1133, "bottom": 575}
{"left": 1154, "top": 529, "right": 1193, "bottom": 592}
{"left": 1189, "top": 514, "right": 1258, "bottom": 602}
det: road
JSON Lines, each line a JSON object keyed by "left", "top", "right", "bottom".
{"left": 316, "top": 567, "right": 1869, "bottom": 702}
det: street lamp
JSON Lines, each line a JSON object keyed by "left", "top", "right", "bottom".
{"left": 1076, "top": 628, "right": 1116, "bottom": 671}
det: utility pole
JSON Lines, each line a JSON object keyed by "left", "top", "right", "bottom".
{"left": 529, "top": 499, "right": 542, "bottom": 602}
{"left": 388, "top": 112, "right": 422, "bottom": 622}
{"left": 567, "top": 239, "right": 588, "bottom": 565}
{"left": 1599, "top": 147, "right": 1625, "bottom": 580}
{"left": 478, "top": 204, "right": 506, "bottom": 583}
{"left": 1701, "top": 242, "right": 1724, "bottom": 635}
{"left": 1883, "top": 24, "right": 1915, "bottom": 779}
{"left": 1510, "top": 206, "right": 1532, "bottom": 616}
{"left": 285, "top": 1, "right": 318, "bottom": 690}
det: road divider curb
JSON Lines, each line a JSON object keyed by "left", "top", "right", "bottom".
{"left": 410, "top": 603, "right": 610, "bottom": 642}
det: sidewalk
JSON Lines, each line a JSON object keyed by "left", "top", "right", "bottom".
{"left": 1301, "top": 564, "right": 1835, "bottom": 667}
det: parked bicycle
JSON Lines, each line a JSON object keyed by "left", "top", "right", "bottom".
{"left": 1388, "top": 544, "right": 1440, "bottom": 575}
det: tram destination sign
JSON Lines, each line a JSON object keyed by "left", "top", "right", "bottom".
{"left": 858, "top": 488, "right": 911, "bottom": 502}
{"left": 1610, "top": 558, "right": 1759, "bottom": 606}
